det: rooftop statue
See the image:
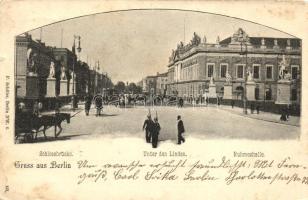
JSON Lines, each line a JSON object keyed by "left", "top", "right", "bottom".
{"left": 191, "top": 32, "right": 201, "bottom": 46}
{"left": 203, "top": 36, "right": 207, "bottom": 44}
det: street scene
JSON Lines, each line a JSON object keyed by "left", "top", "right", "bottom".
{"left": 14, "top": 10, "right": 301, "bottom": 145}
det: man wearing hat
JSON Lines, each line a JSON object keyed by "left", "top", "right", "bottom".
{"left": 177, "top": 115, "right": 185, "bottom": 144}
{"left": 151, "top": 117, "right": 161, "bottom": 148}
{"left": 143, "top": 114, "right": 153, "bottom": 143}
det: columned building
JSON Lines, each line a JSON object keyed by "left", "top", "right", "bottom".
{"left": 166, "top": 29, "right": 301, "bottom": 106}
{"left": 15, "top": 33, "right": 60, "bottom": 99}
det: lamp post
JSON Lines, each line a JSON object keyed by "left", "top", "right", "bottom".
{"left": 240, "top": 40, "right": 248, "bottom": 115}
{"left": 72, "top": 35, "right": 81, "bottom": 109}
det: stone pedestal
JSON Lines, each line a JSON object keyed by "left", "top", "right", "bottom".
{"left": 276, "top": 80, "right": 291, "bottom": 104}
{"left": 208, "top": 83, "right": 217, "bottom": 98}
{"left": 246, "top": 81, "right": 256, "bottom": 101}
{"left": 46, "top": 78, "right": 57, "bottom": 97}
{"left": 59, "top": 80, "right": 68, "bottom": 96}
{"left": 223, "top": 84, "right": 233, "bottom": 99}
{"left": 26, "top": 75, "right": 39, "bottom": 98}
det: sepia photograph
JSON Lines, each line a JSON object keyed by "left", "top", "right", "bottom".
{"left": 1, "top": 2, "right": 308, "bottom": 200}
{"left": 15, "top": 9, "right": 301, "bottom": 145}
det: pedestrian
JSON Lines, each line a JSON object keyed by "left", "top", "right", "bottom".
{"left": 84, "top": 93, "right": 92, "bottom": 116}
{"left": 177, "top": 115, "right": 185, "bottom": 144}
{"left": 256, "top": 104, "right": 260, "bottom": 114}
{"left": 151, "top": 117, "right": 161, "bottom": 148}
{"left": 286, "top": 104, "right": 291, "bottom": 121}
{"left": 95, "top": 95, "right": 103, "bottom": 116}
{"left": 143, "top": 114, "right": 153, "bottom": 143}
{"left": 280, "top": 107, "right": 287, "bottom": 121}
{"left": 231, "top": 100, "right": 234, "bottom": 108}
{"left": 250, "top": 103, "right": 254, "bottom": 114}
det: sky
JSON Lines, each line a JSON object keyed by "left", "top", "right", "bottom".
{"left": 26, "top": 9, "right": 295, "bottom": 83}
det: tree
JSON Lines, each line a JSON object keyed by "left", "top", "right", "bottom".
{"left": 127, "top": 82, "right": 137, "bottom": 93}
{"left": 114, "top": 81, "right": 126, "bottom": 93}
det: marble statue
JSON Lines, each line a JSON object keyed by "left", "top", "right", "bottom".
{"left": 226, "top": 72, "right": 232, "bottom": 84}
{"left": 48, "top": 61, "right": 55, "bottom": 78}
{"left": 278, "top": 55, "right": 290, "bottom": 80}
{"left": 61, "top": 67, "right": 66, "bottom": 80}
{"left": 247, "top": 70, "right": 253, "bottom": 81}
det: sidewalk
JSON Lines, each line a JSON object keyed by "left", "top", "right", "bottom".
{"left": 219, "top": 105, "right": 300, "bottom": 127}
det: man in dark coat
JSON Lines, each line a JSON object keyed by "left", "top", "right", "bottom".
{"left": 151, "top": 117, "right": 161, "bottom": 148}
{"left": 95, "top": 95, "right": 103, "bottom": 117}
{"left": 84, "top": 93, "right": 92, "bottom": 116}
{"left": 177, "top": 115, "right": 185, "bottom": 144}
{"left": 143, "top": 114, "right": 153, "bottom": 143}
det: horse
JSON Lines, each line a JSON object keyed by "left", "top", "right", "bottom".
{"left": 15, "top": 112, "right": 70, "bottom": 142}
{"left": 35, "top": 113, "right": 71, "bottom": 139}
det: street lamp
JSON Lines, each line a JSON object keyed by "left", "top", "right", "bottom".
{"left": 240, "top": 40, "right": 248, "bottom": 115}
{"left": 72, "top": 35, "right": 81, "bottom": 109}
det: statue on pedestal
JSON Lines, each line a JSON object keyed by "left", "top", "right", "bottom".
{"left": 278, "top": 55, "right": 290, "bottom": 80}
{"left": 48, "top": 61, "right": 55, "bottom": 78}
{"left": 210, "top": 76, "right": 214, "bottom": 85}
{"left": 61, "top": 67, "right": 67, "bottom": 80}
{"left": 26, "top": 48, "right": 38, "bottom": 76}
{"left": 247, "top": 70, "right": 253, "bottom": 81}
{"left": 70, "top": 70, "right": 75, "bottom": 81}
{"left": 226, "top": 72, "right": 232, "bottom": 84}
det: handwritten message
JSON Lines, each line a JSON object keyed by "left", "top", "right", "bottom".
{"left": 74, "top": 151, "right": 308, "bottom": 186}
{"left": 13, "top": 150, "right": 308, "bottom": 186}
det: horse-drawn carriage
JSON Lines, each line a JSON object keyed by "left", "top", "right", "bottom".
{"left": 15, "top": 111, "right": 71, "bottom": 143}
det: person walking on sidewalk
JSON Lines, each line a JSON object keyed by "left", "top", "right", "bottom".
{"left": 95, "top": 95, "right": 103, "bottom": 117}
{"left": 256, "top": 104, "right": 260, "bottom": 114}
{"left": 143, "top": 114, "right": 153, "bottom": 143}
{"left": 151, "top": 117, "right": 161, "bottom": 148}
{"left": 177, "top": 115, "right": 185, "bottom": 145}
{"left": 84, "top": 93, "right": 92, "bottom": 116}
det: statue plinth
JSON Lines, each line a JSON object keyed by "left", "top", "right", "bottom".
{"left": 208, "top": 83, "right": 217, "bottom": 98}
{"left": 246, "top": 81, "right": 256, "bottom": 101}
{"left": 276, "top": 79, "right": 291, "bottom": 104}
{"left": 26, "top": 76, "right": 39, "bottom": 98}
{"left": 59, "top": 79, "right": 68, "bottom": 96}
{"left": 223, "top": 83, "right": 233, "bottom": 99}
{"left": 46, "top": 78, "right": 57, "bottom": 97}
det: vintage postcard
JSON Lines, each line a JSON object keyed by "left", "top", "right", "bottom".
{"left": 0, "top": 1, "right": 307, "bottom": 200}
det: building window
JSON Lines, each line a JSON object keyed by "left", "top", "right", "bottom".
{"left": 220, "top": 64, "right": 228, "bottom": 78}
{"left": 266, "top": 65, "right": 273, "bottom": 79}
{"left": 291, "top": 65, "right": 299, "bottom": 80}
{"left": 265, "top": 88, "right": 272, "bottom": 100}
{"left": 207, "top": 64, "right": 214, "bottom": 78}
{"left": 291, "top": 89, "right": 297, "bottom": 101}
{"left": 237, "top": 64, "right": 244, "bottom": 79}
{"left": 253, "top": 65, "right": 260, "bottom": 79}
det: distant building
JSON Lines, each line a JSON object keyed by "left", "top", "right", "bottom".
{"left": 155, "top": 72, "right": 168, "bottom": 95}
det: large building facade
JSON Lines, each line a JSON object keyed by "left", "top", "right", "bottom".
{"left": 166, "top": 29, "right": 301, "bottom": 106}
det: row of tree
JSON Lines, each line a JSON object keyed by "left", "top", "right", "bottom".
{"left": 114, "top": 81, "right": 143, "bottom": 94}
